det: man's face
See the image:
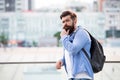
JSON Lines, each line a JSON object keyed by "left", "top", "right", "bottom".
{"left": 61, "top": 15, "right": 75, "bottom": 34}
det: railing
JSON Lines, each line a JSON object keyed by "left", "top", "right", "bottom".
{"left": 0, "top": 61, "right": 120, "bottom": 80}
{"left": 0, "top": 61, "right": 120, "bottom": 64}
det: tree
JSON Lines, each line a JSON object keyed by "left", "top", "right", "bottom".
{"left": 0, "top": 33, "right": 8, "bottom": 47}
{"left": 32, "top": 41, "right": 38, "bottom": 47}
{"left": 54, "top": 31, "right": 61, "bottom": 47}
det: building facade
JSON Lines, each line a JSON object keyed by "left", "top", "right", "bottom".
{"left": 93, "top": 0, "right": 120, "bottom": 40}
{"left": 0, "top": 0, "right": 33, "bottom": 12}
{"left": 0, "top": 12, "right": 106, "bottom": 47}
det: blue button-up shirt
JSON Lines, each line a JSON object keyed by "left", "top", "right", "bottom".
{"left": 60, "top": 26, "right": 94, "bottom": 79}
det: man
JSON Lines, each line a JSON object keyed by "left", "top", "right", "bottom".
{"left": 56, "top": 10, "right": 94, "bottom": 80}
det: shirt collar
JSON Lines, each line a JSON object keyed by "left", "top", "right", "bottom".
{"left": 74, "top": 26, "right": 79, "bottom": 33}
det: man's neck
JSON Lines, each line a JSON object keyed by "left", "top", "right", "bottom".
{"left": 74, "top": 25, "right": 77, "bottom": 31}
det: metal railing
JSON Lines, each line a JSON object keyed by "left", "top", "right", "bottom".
{"left": 0, "top": 61, "right": 120, "bottom": 64}
{"left": 0, "top": 61, "right": 120, "bottom": 80}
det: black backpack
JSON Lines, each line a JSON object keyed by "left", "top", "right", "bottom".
{"left": 82, "top": 30, "right": 106, "bottom": 73}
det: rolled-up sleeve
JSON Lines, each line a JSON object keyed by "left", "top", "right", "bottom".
{"left": 60, "top": 29, "right": 89, "bottom": 55}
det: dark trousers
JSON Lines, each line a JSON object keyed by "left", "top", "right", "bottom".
{"left": 69, "top": 78, "right": 92, "bottom": 80}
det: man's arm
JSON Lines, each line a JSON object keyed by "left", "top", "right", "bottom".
{"left": 61, "top": 29, "right": 89, "bottom": 55}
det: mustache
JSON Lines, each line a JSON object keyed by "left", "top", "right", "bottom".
{"left": 63, "top": 25, "right": 72, "bottom": 31}
{"left": 63, "top": 25, "right": 74, "bottom": 34}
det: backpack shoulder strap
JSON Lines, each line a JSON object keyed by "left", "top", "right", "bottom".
{"left": 84, "top": 29, "right": 93, "bottom": 39}
{"left": 82, "top": 48, "right": 91, "bottom": 62}
{"left": 82, "top": 29, "right": 92, "bottom": 63}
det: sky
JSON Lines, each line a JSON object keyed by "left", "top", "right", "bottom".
{"left": 34, "top": 0, "right": 95, "bottom": 9}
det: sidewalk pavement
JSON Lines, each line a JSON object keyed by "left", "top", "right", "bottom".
{"left": 0, "top": 47, "right": 63, "bottom": 63}
{"left": 0, "top": 47, "right": 120, "bottom": 63}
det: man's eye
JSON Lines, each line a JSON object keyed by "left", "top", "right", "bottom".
{"left": 62, "top": 21, "right": 65, "bottom": 23}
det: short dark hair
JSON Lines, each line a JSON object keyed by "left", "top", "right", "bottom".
{"left": 60, "top": 10, "right": 77, "bottom": 20}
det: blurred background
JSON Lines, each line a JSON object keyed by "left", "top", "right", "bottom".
{"left": 0, "top": 0, "right": 120, "bottom": 80}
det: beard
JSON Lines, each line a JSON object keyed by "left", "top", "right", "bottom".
{"left": 63, "top": 23, "right": 74, "bottom": 35}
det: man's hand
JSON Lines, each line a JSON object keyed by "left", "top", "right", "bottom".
{"left": 56, "top": 60, "right": 63, "bottom": 69}
{"left": 60, "top": 29, "right": 69, "bottom": 37}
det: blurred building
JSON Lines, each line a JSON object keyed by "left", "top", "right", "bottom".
{"left": 103, "top": 0, "right": 120, "bottom": 30}
{"left": 94, "top": 0, "right": 120, "bottom": 30}
{"left": 0, "top": 0, "right": 34, "bottom": 12}
{"left": 93, "top": 1, "right": 99, "bottom": 12}
{"left": 35, "top": 0, "right": 93, "bottom": 12}
{"left": 65, "top": 0, "right": 85, "bottom": 12}
{"left": 93, "top": 0, "right": 120, "bottom": 40}
{"left": 0, "top": 12, "right": 105, "bottom": 47}
{"left": 0, "top": 12, "right": 61, "bottom": 47}
{"left": 93, "top": 0, "right": 120, "bottom": 12}
{"left": 65, "top": 0, "right": 93, "bottom": 12}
